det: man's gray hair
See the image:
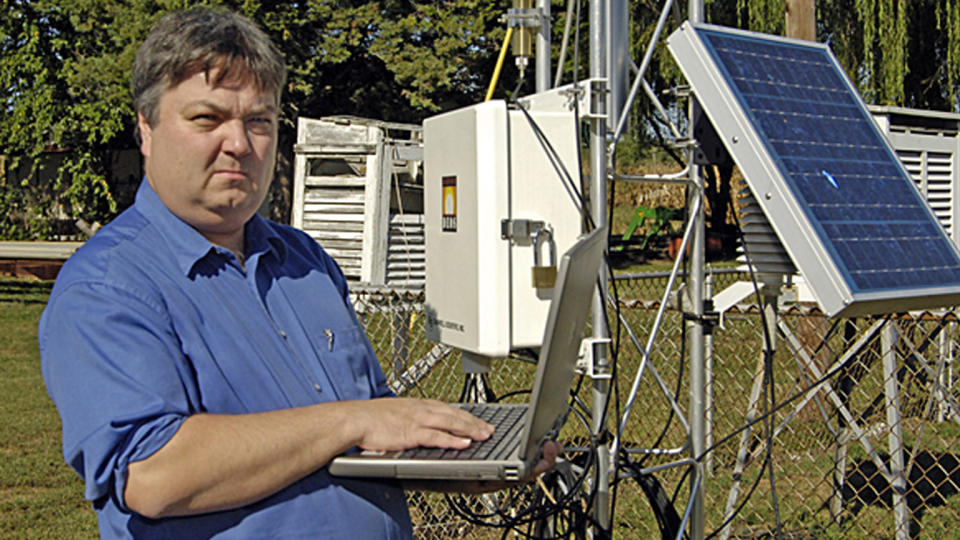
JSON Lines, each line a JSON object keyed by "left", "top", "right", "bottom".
{"left": 132, "top": 7, "right": 287, "bottom": 127}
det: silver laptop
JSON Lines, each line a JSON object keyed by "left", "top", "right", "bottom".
{"left": 328, "top": 227, "right": 605, "bottom": 481}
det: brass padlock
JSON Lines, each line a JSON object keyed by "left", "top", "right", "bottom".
{"left": 532, "top": 265, "right": 557, "bottom": 288}
{"left": 531, "top": 227, "right": 557, "bottom": 288}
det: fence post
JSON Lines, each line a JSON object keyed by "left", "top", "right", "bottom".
{"left": 704, "top": 271, "right": 714, "bottom": 477}
{"left": 882, "top": 322, "right": 910, "bottom": 540}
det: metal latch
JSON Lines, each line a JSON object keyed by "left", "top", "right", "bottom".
{"left": 501, "top": 218, "right": 557, "bottom": 289}
{"left": 577, "top": 337, "right": 612, "bottom": 379}
{"left": 501, "top": 218, "right": 545, "bottom": 240}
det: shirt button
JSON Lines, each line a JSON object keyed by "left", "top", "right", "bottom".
{"left": 313, "top": 383, "right": 322, "bottom": 392}
{"left": 278, "top": 329, "right": 287, "bottom": 338}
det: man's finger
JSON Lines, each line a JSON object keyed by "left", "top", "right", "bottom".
{"left": 418, "top": 402, "right": 494, "bottom": 440}
{"left": 532, "top": 441, "right": 563, "bottom": 476}
{"left": 413, "top": 428, "right": 474, "bottom": 450}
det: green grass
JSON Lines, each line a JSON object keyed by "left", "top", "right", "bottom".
{"left": 0, "top": 277, "right": 99, "bottom": 539}
{"left": 4, "top": 275, "right": 960, "bottom": 539}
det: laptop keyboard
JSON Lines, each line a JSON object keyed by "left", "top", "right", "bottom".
{"left": 398, "top": 403, "right": 528, "bottom": 460}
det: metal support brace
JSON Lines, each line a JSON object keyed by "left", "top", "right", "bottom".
{"left": 777, "top": 319, "right": 897, "bottom": 487}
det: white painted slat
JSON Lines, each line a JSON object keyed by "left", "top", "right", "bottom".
{"left": 303, "top": 213, "right": 366, "bottom": 223}
{"left": 304, "top": 175, "right": 366, "bottom": 188}
{"left": 304, "top": 190, "right": 365, "bottom": 204}
{"left": 302, "top": 203, "right": 365, "bottom": 214}
{"left": 305, "top": 228, "right": 364, "bottom": 241}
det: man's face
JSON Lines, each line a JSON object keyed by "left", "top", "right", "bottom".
{"left": 138, "top": 69, "right": 278, "bottom": 246}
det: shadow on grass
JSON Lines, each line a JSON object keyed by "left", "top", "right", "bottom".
{"left": 0, "top": 278, "right": 53, "bottom": 304}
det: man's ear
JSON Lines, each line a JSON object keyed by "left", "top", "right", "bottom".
{"left": 137, "top": 112, "right": 152, "bottom": 157}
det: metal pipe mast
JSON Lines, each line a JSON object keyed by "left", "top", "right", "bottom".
{"left": 589, "top": 0, "right": 612, "bottom": 529}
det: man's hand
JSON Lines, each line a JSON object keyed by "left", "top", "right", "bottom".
{"left": 533, "top": 440, "right": 563, "bottom": 477}
{"left": 347, "top": 397, "right": 495, "bottom": 452}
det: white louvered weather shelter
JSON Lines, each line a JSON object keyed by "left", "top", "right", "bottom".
{"left": 871, "top": 106, "right": 960, "bottom": 244}
{"left": 292, "top": 116, "right": 424, "bottom": 287}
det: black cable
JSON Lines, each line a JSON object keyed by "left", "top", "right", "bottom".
{"left": 509, "top": 104, "right": 623, "bottom": 447}
{"left": 507, "top": 96, "right": 624, "bottom": 445}
{"left": 762, "top": 344, "right": 783, "bottom": 535}
{"left": 696, "top": 312, "right": 892, "bottom": 465}
{"left": 615, "top": 453, "right": 687, "bottom": 540}
{"left": 482, "top": 110, "right": 600, "bottom": 538}
{"left": 445, "top": 388, "right": 600, "bottom": 535}
{"left": 509, "top": 102, "right": 592, "bottom": 229}
{"left": 511, "top": 69, "right": 527, "bottom": 102}
{"left": 728, "top": 189, "right": 783, "bottom": 534}
{"left": 457, "top": 373, "right": 472, "bottom": 402}
{"left": 495, "top": 5, "right": 627, "bottom": 532}
{"left": 446, "top": 404, "right": 599, "bottom": 534}
{"left": 605, "top": 267, "right": 624, "bottom": 540}
{"left": 703, "top": 450, "right": 773, "bottom": 540}
{"left": 444, "top": 441, "right": 598, "bottom": 533}
{"left": 631, "top": 295, "right": 687, "bottom": 472}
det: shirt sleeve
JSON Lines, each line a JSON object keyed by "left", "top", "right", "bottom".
{"left": 39, "top": 280, "right": 192, "bottom": 508}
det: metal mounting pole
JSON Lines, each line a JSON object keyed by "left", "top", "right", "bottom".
{"left": 536, "top": 0, "right": 551, "bottom": 92}
{"left": 687, "top": 3, "right": 706, "bottom": 539}
{"left": 589, "top": 0, "right": 611, "bottom": 531}
{"left": 686, "top": 141, "right": 706, "bottom": 540}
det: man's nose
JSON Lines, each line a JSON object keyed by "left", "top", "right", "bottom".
{"left": 222, "top": 119, "right": 252, "bottom": 157}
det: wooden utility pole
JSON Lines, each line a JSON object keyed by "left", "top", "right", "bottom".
{"left": 785, "top": 0, "right": 816, "bottom": 41}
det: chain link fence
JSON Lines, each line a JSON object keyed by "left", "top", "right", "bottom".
{"left": 350, "top": 271, "right": 960, "bottom": 539}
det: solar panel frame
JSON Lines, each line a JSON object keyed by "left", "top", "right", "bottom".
{"left": 667, "top": 22, "right": 960, "bottom": 317}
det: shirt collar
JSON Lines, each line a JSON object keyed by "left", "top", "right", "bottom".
{"left": 244, "top": 212, "right": 287, "bottom": 266}
{"left": 133, "top": 179, "right": 286, "bottom": 276}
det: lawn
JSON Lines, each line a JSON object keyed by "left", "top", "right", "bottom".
{"left": 4, "top": 273, "right": 958, "bottom": 539}
{"left": 0, "top": 278, "right": 98, "bottom": 539}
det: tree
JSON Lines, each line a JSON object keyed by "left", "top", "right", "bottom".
{"left": 0, "top": 0, "right": 162, "bottom": 239}
{"left": 0, "top": 0, "right": 514, "bottom": 238}
{"left": 737, "top": 0, "right": 960, "bottom": 111}
{"left": 10, "top": 0, "right": 957, "bottom": 240}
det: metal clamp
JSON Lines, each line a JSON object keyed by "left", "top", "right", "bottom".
{"left": 503, "top": 7, "right": 546, "bottom": 28}
{"left": 577, "top": 337, "right": 612, "bottom": 379}
{"left": 501, "top": 218, "right": 545, "bottom": 240}
{"left": 517, "top": 78, "right": 608, "bottom": 119}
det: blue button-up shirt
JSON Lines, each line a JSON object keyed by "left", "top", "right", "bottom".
{"left": 39, "top": 181, "right": 412, "bottom": 539}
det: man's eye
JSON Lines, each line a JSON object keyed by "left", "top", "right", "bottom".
{"left": 191, "top": 114, "right": 219, "bottom": 124}
{"left": 247, "top": 117, "right": 275, "bottom": 133}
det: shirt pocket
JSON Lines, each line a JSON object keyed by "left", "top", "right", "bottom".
{"left": 318, "top": 325, "right": 382, "bottom": 402}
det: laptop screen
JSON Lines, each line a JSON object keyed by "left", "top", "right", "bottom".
{"left": 521, "top": 226, "right": 605, "bottom": 461}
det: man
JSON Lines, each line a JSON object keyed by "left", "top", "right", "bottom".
{"left": 40, "top": 8, "right": 557, "bottom": 539}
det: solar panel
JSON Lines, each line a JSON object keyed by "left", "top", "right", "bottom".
{"left": 667, "top": 22, "right": 960, "bottom": 317}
